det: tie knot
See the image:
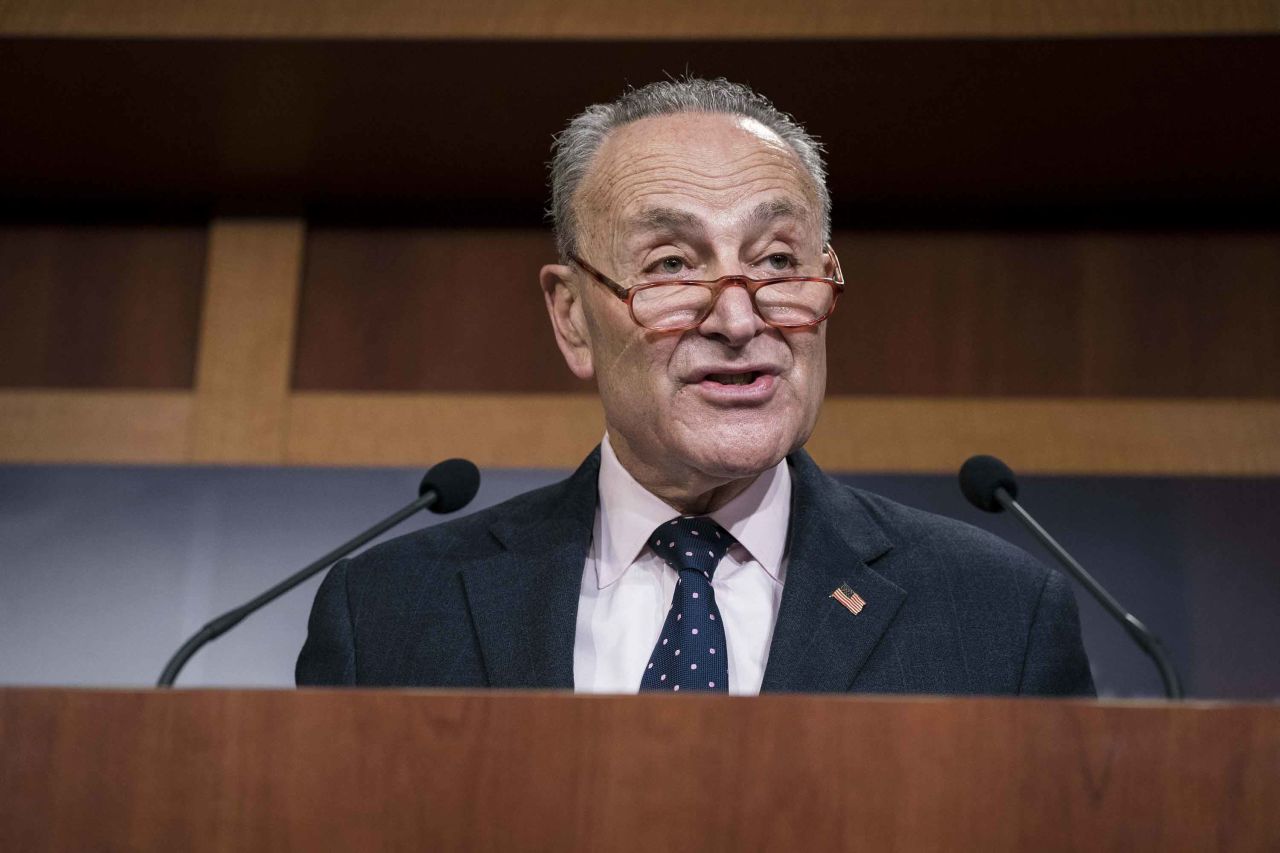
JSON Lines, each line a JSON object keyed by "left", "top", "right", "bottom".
{"left": 650, "top": 516, "right": 734, "bottom": 575}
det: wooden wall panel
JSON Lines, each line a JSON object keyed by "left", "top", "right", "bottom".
{"left": 293, "top": 228, "right": 581, "bottom": 393}
{"left": 2, "top": 10, "right": 1277, "bottom": 472}
{"left": 829, "top": 230, "right": 1280, "bottom": 396}
{"left": 292, "top": 228, "right": 1280, "bottom": 398}
{"left": 2, "top": 216, "right": 1278, "bottom": 472}
{"left": 0, "top": 223, "right": 206, "bottom": 388}
{"left": 3, "top": 38, "right": 1278, "bottom": 219}
{"left": 5, "top": 0, "right": 1277, "bottom": 39}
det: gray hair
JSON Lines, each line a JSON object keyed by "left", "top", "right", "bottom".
{"left": 548, "top": 77, "right": 830, "bottom": 261}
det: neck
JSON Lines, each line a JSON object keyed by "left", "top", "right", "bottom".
{"left": 607, "top": 434, "right": 761, "bottom": 515}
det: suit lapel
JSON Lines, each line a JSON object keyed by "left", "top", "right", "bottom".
{"left": 761, "top": 451, "right": 906, "bottom": 693}
{"left": 456, "top": 447, "right": 905, "bottom": 692}
{"left": 459, "top": 451, "right": 599, "bottom": 689}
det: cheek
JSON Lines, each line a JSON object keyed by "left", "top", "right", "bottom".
{"left": 791, "top": 332, "right": 827, "bottom": 384}
{"left": 591, "top": 324, "right": 677, "bottom": 404}
{"left": 809, "top": 347, "right": 827, "bottom": 393}
{"left": 790, "top": 341, "right": 828, "bottom": 425}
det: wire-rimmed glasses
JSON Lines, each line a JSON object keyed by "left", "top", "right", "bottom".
{"left": 569, "top": 245, "right": 845, "bottom": 332}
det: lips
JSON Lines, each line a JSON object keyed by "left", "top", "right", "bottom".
{"left": 687, "top": 364, "right": 781, "bottom": 403}
{"left": 704, "top": 371, "right": 760, "bottom": 386}
{"left": 689, "top": 364, "right": 780, "bottom": 385}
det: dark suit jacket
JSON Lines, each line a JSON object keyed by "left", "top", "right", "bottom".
{"left": 297, "top": 448, "right": 1094, "bottom": 696}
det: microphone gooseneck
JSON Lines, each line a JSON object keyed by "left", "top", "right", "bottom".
{"left": 157, "top": 458, "right": 481, "bottom": 687}
{"left": 959, "top": 454, "right": 1184, "bottom": 700}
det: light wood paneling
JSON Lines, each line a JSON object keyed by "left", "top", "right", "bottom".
{"left": 189, "top": 218, "right": 303, "bottom": 463}
{"left": 284, "top": 393, "right": 1280, "bottom": 475}
{"left": 2, "top": 391, "right": 1276, "bottom": 473}
{"left": 0, "top": 390, "right": 191, "bottom": 463}
{"left": 808, "top": 397, "right": 1280, "bottom": 475}
{"left": 285, "top": 392, "right": 604, "bottom": 469}
{"left": 2, "top": 0, "right": 1276, "bottom": 38}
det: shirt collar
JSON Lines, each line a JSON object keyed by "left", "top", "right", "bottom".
{"left": 707, "top": 452, "right": 790, "bottom": 583}
{"left": 595, "top": 434, "right": 791, "bottom": 588}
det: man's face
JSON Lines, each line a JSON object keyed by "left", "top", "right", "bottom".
{"left": 545, "top": 112, "right": 831, "bottom": 497}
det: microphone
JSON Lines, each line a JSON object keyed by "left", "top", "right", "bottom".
{"left": 959, "top": 454, "right": 1183, "bottom": 700}
{"left": 157, "top": 458, "right": 481, "bottom": 687}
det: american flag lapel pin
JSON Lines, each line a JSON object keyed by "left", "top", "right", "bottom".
{"left": 831, "top": 583, "right": 866, "bottom": 615}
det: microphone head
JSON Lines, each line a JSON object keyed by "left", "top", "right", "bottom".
{"left": 419, "top": 458, "right": 481, "bottom": 514}
{"left": 959, "top": 454, "right": 1018, "bottom": 513}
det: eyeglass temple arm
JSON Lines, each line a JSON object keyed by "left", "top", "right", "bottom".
{"left": 569, "top": 254, "right": 630, "bottom": 300}
{"left": 825, "top": 243, "right": 844, "bottom": 286}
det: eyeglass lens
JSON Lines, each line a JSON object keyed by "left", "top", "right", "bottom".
{"left": 631, "top": 280, "right": 835, "bottom": 330}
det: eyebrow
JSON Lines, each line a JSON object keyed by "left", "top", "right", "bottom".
{"left": 627, "top": 206, "right": 701, "bottom": 236}
{"left": 745, "top": 198, "right": 804, "bottom": 230}
{"left": 624, "top": 199, "right": 806, "bottom": 239}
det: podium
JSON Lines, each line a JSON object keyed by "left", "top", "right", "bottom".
{"left": 3, "top": 688, "right": 1278, "bottom": 850}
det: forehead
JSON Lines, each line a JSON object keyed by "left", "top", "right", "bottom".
{"left": 576, "top": 112, "right": 821, "bottom": 241}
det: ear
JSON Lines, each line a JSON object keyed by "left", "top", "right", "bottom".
{"left": 540, "top": 263, "right": 595, "bottom": 380}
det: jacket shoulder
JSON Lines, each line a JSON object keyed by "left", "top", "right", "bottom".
{"left": 342, "top": 466, "right": 591, "bottom": 579}
{"left": 831, "top": 480, "right": 1092, "bottom": 696}
{"left": 297, "top": 453, "right": 600, "bottom": 687}
{"left": 846, "top": 485, "right": 1049, "bottom": 587}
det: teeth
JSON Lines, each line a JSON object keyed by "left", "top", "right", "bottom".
{"left": 707, "top": 372, "right": 756, "bottom": 385}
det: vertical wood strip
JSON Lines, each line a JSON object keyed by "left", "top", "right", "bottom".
{"left": 189, "top": 218, "right": 304, "bottom": 463}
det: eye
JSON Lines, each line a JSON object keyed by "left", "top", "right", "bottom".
{"left": 764, "top": 253, "right": 796, "bottom": 272}
{"left": 652, "top": 256, "right": 688, "bottom": 276}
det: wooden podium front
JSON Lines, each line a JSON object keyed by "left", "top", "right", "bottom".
{"left": 2, "top": 688, "right": 1277, "bottom": 850}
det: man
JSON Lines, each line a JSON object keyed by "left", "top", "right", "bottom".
{"left": 297, "top": 79, "right": 1094, "bottom": 696}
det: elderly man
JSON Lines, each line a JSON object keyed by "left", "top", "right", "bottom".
{"left": 297, "top": 79, "right": 1093, "bottom": 696}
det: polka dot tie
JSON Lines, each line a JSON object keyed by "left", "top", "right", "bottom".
{"left": 639, "top": 516, "right": 733, "bottom": 693}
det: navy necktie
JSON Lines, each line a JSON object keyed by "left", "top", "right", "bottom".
{"left": 639, "top": 516, "right": 733, "bottom": 693}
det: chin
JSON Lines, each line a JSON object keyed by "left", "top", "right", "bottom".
{"left": 680, "top": 421, "right": 799, "bottom": 481}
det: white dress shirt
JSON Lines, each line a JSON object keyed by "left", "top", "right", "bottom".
{"left": 573, "top": 435, "right": 791, "bottom": 695}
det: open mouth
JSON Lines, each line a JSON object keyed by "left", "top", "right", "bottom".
{"left": 704, "top": 371, "right": 762, "bottom": 386}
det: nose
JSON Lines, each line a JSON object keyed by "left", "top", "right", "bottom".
{"left": 697, "top": 280, "right": 763, "bottom": 346}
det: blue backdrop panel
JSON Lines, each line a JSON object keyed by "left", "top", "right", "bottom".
{"left": 1, "top": 464, "right": 1276, "bottom": 698}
